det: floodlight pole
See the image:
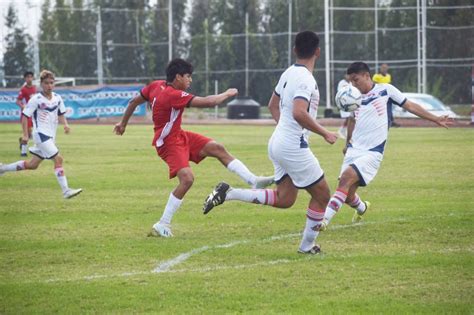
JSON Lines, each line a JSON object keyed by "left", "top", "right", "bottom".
{"left": 330, "top": 0, "right": 334, "bottom": 93}
{"left": 417, "top": 0, "right": 421, "bottom": 93}
{"left": 421, "top": 0, "right": 427, "bottom": 93}
{"left": 34, "top": 40, "right": 40, "bottom": 76}
{"left": 324, "top": 0, "right": 331, "bottom": 109}
{"left": 96, "top": 7, "right": 104, "bottom": 85}
{"left": 205, "top": 19, "right": 209, "bottom": 95}
{"left": 374, "top": 0, "right": 379, "bottom": 71}
{"left": 288, "top": 0, "right": 292, "bottom": 67}
{"left": 168, "top": 0, "right": 173, "bottom": 61}
{"left": 245, "top": 12, "right": 249, "bottom": 96}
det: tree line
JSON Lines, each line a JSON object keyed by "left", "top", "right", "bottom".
{"left": 2, "top": 0, "right": 473, "bottom": 105}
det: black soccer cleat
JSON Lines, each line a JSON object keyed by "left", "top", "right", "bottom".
{"left": 298, "top": 244, "right": 322, "bottom": 255}
{"left": 203, "top": 182, "right": 230, "bottom": 214}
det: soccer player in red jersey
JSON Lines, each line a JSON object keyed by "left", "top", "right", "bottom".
{"left": 16, "top": 71, "right": 37, "bottom": 156}
{"left": 114, "top": 58, "right": 273, "bottom": 237}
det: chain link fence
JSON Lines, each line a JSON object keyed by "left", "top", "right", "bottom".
{"left": 1, "top": 0, "right": 473, "bottom": 115}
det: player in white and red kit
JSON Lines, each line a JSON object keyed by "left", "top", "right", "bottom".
{"left": 202, "top": 31, "right": 339, "bottom": 254}
{"left": 0, "top": 70, "right": 82, "bottom": 199}
{"left": 321, "top": 62, "right": 453, "bottom": 229}
{"left": 114, "top": 58, "right": 273, "bottom": 238}
{"left": 16, "top": 71, "right": 37, "bottom": 156}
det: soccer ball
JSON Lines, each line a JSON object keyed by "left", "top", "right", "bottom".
{"left": 335, "top": 85, "right": 362, "bottom": 112}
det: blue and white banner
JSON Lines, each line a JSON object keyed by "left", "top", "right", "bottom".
{"left": 0, "top": 85, "right": 146, "bottom": 121}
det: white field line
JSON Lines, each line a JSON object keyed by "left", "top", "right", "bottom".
{"left": 44, "top": 221, "right": 369, "bottom": 283}
{"left": 42, "top": 214, "right": 459, "bottom": 283}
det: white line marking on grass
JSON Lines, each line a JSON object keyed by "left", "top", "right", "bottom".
{"left": 43, "top": 215, "right": 455, "bottom": 283}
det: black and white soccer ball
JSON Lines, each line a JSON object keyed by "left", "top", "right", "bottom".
{"left": 335, "top": 85, "right": 362, "bottom": 112}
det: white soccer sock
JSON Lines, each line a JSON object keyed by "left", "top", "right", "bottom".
{"left": 300, "top": 208, "right": 325, "bottom": 251}
{"left": 20, "top": 144, "right": 28, "bottom": 155}
{"left": 2, "top": 161, "right": 26, "bottom": 172}
{"left": 226, "top": 159, "right": 257, "bottom": 186}
{"left": 347, "top": 193, "right": 366, "bottom": 213}
{"left": 225, "top": 188, "right": 276, "bottom": 206}
{"left": 324, "top": 189, "right": 348, "bottom": 224}
{"left": 54, "top": 167, "right": 69, "bottom": 193}
{"left": 158, "top": 193, "right": 183, "bottom": 225}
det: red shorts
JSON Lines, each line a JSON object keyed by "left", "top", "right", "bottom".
{"left": 156, "top": 130, "right": 212, "bottom": 178}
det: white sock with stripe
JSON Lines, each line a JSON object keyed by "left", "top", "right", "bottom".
{"left": 54, "top": 167, "right": 69, "bottom": 193}
{"left": 347, "top": 193, "right": 367, "bottom": 214}
{"left": 1, "top": 161, "right": 26, "bottom": 172}
{"left": 158, "top": 193, "right": 183, "bottom": 225}
{"left": 300, "top": 207, "right": 325, "bottom": 251}
{"left": 324, "top": 189, "right": 348, "bottom": 224}
{"left": 226, "top": 159, "right": 257, "bottom": 186}
{"left": 225, "top": 188, "right": 276, "bottom": 206}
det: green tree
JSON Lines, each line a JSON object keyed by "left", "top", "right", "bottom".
{"left": 3, "top": 3, "right": 34, "bottom": 87}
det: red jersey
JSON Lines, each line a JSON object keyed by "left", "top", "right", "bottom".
{"left": 140, "top": 80, "right": 194, "bottom": 147}
{"left": 17, "top": 84, "right": 37, "bottom": 103}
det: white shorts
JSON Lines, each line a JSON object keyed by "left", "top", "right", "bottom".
{"left": 29, "top": 132, "right": 59, "bottom": 159}
{"left": 340, "top": 111, "right": 352, "bottom": 119}
{"left": 340, "top": 147, "right": 383, "bottom": 186}
{"left": 268, "top": 137, "right": 324, "bottom": 189}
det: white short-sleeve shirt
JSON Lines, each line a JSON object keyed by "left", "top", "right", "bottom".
{"left": 23, "top": 92, "right": 66, "bottom": 138}
{"left": 273, "top": 64, "right": 320, "bottom": 148}
{"left": 350, "top": 83, "right": 407, "bottom": 153}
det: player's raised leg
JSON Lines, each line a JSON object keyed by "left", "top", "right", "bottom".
{"left": 203, "top": 175, "right": 297, "bottom": 214}
{"left": 0, "top": 155, "right": 42, "bottom": 175}
{"left": 322, "top": 166, "right": 360, "bottom": 228}
{"left": 199, "top": 141, "right": 274, "bottom": 189}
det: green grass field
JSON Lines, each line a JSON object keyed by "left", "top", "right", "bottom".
{"left": 0, "top": 123, "right": 473, "bottom": 314}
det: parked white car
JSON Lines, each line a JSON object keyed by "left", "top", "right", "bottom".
{"left": 393, "top": 93, "right": 459, "bottom": 118}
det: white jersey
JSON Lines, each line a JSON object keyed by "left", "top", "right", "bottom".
{"left": 23, "top": 92, "right": 66, "bottom": 138}
{"left": 350, "top": 83, "right": 406, "bottom": 153}
{"left": 272, "top": 64, "right": 320, "bottom": 148}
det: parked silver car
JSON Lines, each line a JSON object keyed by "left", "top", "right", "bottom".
{"left": 393, "top": 93, "right": 459, "bottom": 118}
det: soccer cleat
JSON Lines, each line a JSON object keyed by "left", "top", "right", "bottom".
{"left": 298, "top": 244, "right": 321, "bottom": 255}
{"left": 352, "top": 201, "right": 371, "bottom": 223}
{"left": 252, "top": 176, "right": 275, "bottom": 189}
{"left": 63, "top": 188, "right": 82, "bottom": 199}
{"left": 0, "top": 163, "right": 4, "bottom": 176}
{"left": 148, "top": 222, "right": 173, "bottom": 238}
{"left": 203, "top": 182, "right": 230, "bottom": 214}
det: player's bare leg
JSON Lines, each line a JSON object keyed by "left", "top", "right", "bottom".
{"left": 322, "top": 166, "right": 360, "bottom": 228}
{"left": 199, "top": 141, "right": 274, "bottom": 189}
{"left": 150, "top": 167, "right": 194, "bottom": 238}
{"left": 0, "top": 155, "right": 42, "bottom": 175}
{"left": 298, "top": 178, "right": 331, "bottom": 254}
{"left": 203, "top": 175, "right": 297, "bottom": 214}
{"left": 52, "top": 154, "right": 82, "bottom": 199}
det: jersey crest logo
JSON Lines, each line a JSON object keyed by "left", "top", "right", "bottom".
{"left": 298, "top": 83, "right": 308, "bottom": 90}
{"left": 181, "top": 92, "right": 189, "bottom": 97}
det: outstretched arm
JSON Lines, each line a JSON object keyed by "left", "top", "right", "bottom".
{"left": 293, "top": 99, "right": 338, "bottom": 144}
{"left": 402, "top": 100, "right": 454, "bottom": 128}
{"left": 114, "top": 94, "right": 147, "bottom": 135}
{"left": 189, "top": 88, "right": 238, "bottom": 108}
{"left": 267, "top": 92, "right": 280, "bottom": 123}
{"left": 58, "top": 115, "right": 70, "bottom": 134}
{"left": 21, "top": 115, "right": 29, "bottom": 142}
